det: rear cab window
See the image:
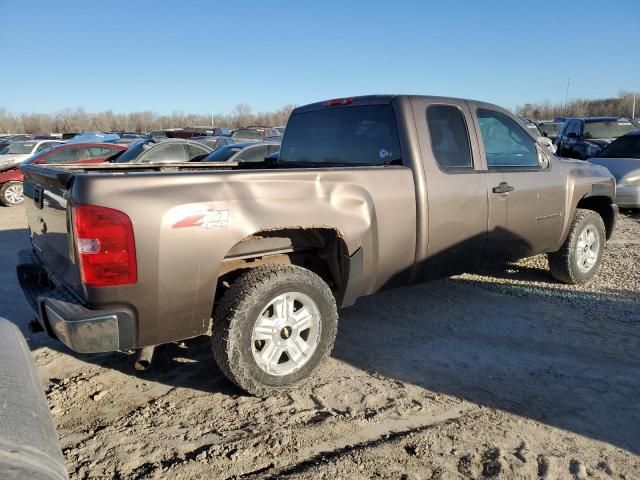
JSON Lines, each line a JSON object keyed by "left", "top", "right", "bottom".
{"left": 280, "top": 104, "right": 401, "bottom": 166}
{"left": 426, "top": 105, "right": 473, "bottom": 170}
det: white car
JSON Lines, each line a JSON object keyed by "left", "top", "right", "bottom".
{"left": 0, "top": 139, "right": 64, "bottom": 169}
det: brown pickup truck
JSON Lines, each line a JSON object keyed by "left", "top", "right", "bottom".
{"left": 17, "top": 95, "right": 617, "bottom": 396}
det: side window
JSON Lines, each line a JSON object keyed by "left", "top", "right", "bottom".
{"left": 35, "top": 142, "right": 53, "bottom": 152}
{"left": 426, "top": 105, "right": 473, "bottom": 169}
{"left": 186, "top": 143, "right": 209, "bottom": 160}
{"left": 81, "top": 147, "right": 106, "bottom": 159}
{"left": 45, "top": 148, "right": 79, "bottom": 164}
{"left": 235, "top": 145, "right": 268, "bottom": 163}
{"left": 143, "top": 144, "right": 187, "bottom": 163}
{"left": 569, "top": 121, "right": 580, "bottom": 137}
{"left": 575, "top": 122, "right": 583, "bottom": 138}
{"left": 101, "top": 147, "right": 120, "bottom": 157}
{"left": 477, "top": 109, "right": 539, "bottom": 168}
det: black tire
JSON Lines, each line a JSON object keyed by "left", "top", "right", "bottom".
{"left": 0, "top": 181, "right": 24, "bottom": 206}
{"left": 548, "top": 208, "right": 606, "bottom": 284}
{"left": 212, "top": 264, "right": 338, "bottom": 397}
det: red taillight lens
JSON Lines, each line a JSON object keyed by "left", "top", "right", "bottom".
{"left": 72, "top": 204, "right": 137, "bottom": 286}
{"left": 323, "top": 97, "right": 354, "bottom": 106}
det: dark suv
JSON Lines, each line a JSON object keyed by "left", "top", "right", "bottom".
{"left": 555, "top": 117, "right": 636, "bottom": 159}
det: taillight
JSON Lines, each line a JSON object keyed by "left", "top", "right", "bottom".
{"left": 72, "top": 204, "right": 137, "bottom": 286}
{"left": 323, "top": 97, "right": 354, "bottom": 106}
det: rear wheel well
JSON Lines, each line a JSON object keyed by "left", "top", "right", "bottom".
{"left": 575, "top": 196, "right": 615, "bottom": 239}
{"left": 215, "top": 228, "right": 350, "bottom": 305}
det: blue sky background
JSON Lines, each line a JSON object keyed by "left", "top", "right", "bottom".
{"left": 1, "top": 0, "right": 638, "bottom": 115}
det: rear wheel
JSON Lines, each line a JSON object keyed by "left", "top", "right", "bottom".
{"left": 548, "top": 209, "right": 605, "bottom": 284}
{"left": 0, "top": 182, "right": 24, "bottom": 206}
{"left": 212, "top": 264, "right": 338, "bottom": 397}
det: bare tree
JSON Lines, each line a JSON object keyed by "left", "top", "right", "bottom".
{"left": 0, "top": 103, "right": 299, "bottom": 134}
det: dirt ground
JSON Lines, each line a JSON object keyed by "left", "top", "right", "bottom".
{"left": 1, "top": 205, "right": 639, "bottom": 480}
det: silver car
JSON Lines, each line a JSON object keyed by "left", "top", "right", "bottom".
{"left": 588, "top": 130, "right": 640, "bottom": 208}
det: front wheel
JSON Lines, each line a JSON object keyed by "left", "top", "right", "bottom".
{"left": 548, "top": 209, "right": 606, "bottom": 284}
{"left": 0, "top": 181, "right": 24, "bottom": 206}
{"left": 212, "top": 264, "right": 338, "bottom": 397}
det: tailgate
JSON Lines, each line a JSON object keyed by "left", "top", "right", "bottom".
{"left": 21, "top": 164, "right": 82, "bottom": 294}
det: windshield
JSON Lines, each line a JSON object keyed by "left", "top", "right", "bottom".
{"left": 202, "top": 145, "right": 244, "bottom": 162}
{"left": 280, "top": 104, "right": 402, "bottom": 167}
{"left": 232, "top": 129, "right": 263, "bottom": 140}
{"left": 583, "top": 120, "right": 635, "bottom": 139}
{"left": 113, "top": 140, "right": 153, "bottom": 163}
{"left": 597, "top": 136, "right": 640, "bottom": 159}
{"left": 0, "top": 141, "right": 36, "bottom": 154}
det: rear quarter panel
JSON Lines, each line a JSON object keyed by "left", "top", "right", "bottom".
{"left": 72, "top": 167, "right": 417, "bottom": 347}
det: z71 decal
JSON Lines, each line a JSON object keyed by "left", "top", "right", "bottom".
{"left": 172, "top": 208, "right": 229, "bottom": 229}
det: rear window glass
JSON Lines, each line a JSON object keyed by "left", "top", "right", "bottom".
{"left": 232, "top": 129, "right": 264, "bottom": 140}
{"left": 583, "top": 121, "right": 636, "bottom": 139}
{"left": 280, "top": 105, "right": 401, "bottom": 166}
{"left": 426, "top": 105, "right": 473, "bottom": 169}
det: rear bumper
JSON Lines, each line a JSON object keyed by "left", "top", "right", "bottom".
{"left": 16, "top": 249, "right": 136, "bottom": 353}
{"left": 616, "top": 186, "right": 640, "bottom": 208}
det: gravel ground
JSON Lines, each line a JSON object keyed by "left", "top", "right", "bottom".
{"left": 1, "top": 205, "right": 639, "bottom": 480}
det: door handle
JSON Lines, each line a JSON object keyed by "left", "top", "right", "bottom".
{"left": 492, "top": 182, "right": 514, "bottom": 194}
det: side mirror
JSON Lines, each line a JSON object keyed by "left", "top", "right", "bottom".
{"left": 537, "top": 145, "right": 551, "bottom": 169}
{"left": 567, "top": 132, "right": 578, "bottom": 139}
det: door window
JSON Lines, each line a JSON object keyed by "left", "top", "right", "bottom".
{"left": 477, "top": 109, "right": 539, "bottom": 168}
{"left": 45, "top": 147, "right": 80, "bottom": 163}
{"left": 234, "top": 145, "right": 269, "bottom": 163}
{"left": 186, "top": 143, "right": 210, "bottom": 160}
{"left": 426, "top": 105, "right": 473, "bottom": 169}
{"left": 35, "top": 142, "right": 54, "bottom": 152}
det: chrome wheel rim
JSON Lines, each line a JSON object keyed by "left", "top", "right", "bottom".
{"left": 4, "top": 184, "right": 23, "bottom": 204}
{"left": 251, "top": 291, "right": 321, "bottom": 376}
{"left": 576, "top": 225, "right": 600, "bottom": 273}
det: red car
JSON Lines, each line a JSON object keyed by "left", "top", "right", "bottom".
{"left": 0, "top": 143, "right": 126, "bottom": 206}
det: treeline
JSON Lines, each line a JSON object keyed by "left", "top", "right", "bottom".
{"left": 516, "top": 91, "right": 639, "bottom": 120}
{"left": 0, "top": 103, "right": 296, "bottom": 134}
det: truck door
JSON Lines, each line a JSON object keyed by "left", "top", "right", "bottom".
{"left": 410, "top": 97, "right": 488, "bottom": 279}
{"left": 470, "top": 105, "right": 566, "bottom": 261}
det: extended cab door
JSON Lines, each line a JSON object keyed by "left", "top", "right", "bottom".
{"left": 410, "top": 97, "right": 488, "bottom": 279}
{"left": 469, "top": 103, "right": 565, "bottom": 260}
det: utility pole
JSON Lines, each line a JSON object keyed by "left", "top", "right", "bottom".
{"left": 564, "top": 78, "right": 571, "bottom": 115}
{"left": 632, "top": 94, "right": 636, "bottom": 119}
{"left": 211, "top": 113, "right": 214, "bottom": 127}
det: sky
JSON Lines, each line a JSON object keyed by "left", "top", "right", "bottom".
{"left": 1, "top": 0, "right": 638, "bottom": 115}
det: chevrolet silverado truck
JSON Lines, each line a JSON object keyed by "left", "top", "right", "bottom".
{"left": 17, "top": 95, "right": 618, "bottom": 396}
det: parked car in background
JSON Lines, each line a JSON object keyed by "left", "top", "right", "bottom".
{"left": 200, "top": 141, "right": 281, "bottom": 163}
{"left": 0, "top": 139, "right": 64, "bottom": 170}
{"left": 230, "top": 127, "right": 280, "bottom": 142}
{"left": 165, "top": 127, "right": 231, "bottom": 138}
{"left": 275, "top": 126, "right": 286, "bottom": 134}
{"left": 0, "top": 142, "right": 126, "bottom": 206}
{"left": 555, "top": 117, "right": 636, "bottom": 159}
{"left": 588, "top": 130, "right": 640, "bottom": 208}
{"left": 538, "top": 121, "right": 564, "bottom": 142}
{"left": 0, "top": 134, "right": 33, "bottom": 150}
{"left": 111, "top": 138, "right": 212, "bottom": 163}
{"left": 520, "top": 118, "right": 556, "bottom": 153}
{"left": 191, "top": 136, "right": 235, "bottom": 151}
